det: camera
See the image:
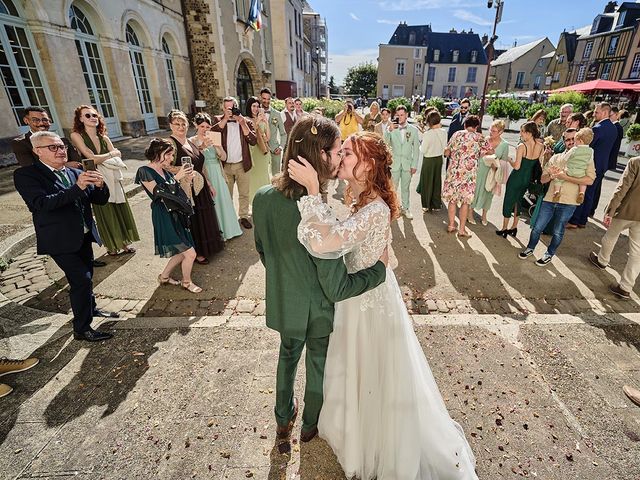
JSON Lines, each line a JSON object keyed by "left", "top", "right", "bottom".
{"left": 231, "top": 106, "right": 241, "bottom": 117}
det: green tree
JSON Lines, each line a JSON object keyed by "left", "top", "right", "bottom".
{"left": 328, "top": 75, "right": 338, "bottom": 95}
{"left": 344, "top": 62, "right": 377, "bottom": 97}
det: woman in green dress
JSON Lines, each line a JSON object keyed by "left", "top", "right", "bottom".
{"left": 362, "top": 101, "right": 382, "bottom": 132}
{"left": 469, "top": 120, "right": 509, "bottom": 225}
{"left": 246, "top": 97, "right": 271, "bottom": 203}
{"left": 497, "top": 121, "right": 544, "bottom": 238}
{"left": 135, "top": 138, "right": 202, "bottom": 293}
{"left": 189, "top": 113, "right": 242, "bottom": 241}
{"left": 70, "top": 105, "right": 139, "bottom": 255}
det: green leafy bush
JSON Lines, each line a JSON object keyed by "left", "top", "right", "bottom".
{"left": 425, "top": 97, "right": 446, "bottom": 115}
{"left": 387, "top": 97, "right": 413, "bottom": 114}
{"left": 626, "top": 123, "right": 640, "bottom": 141}
{"left": 271, "top": 99, "right": 285, "bottom": 111}
{"left": 267, "top": 97, "right": 344, "bottom": 119}
{"left": 487, "top": 98, "right": 524, "bottom": 120}
{"left": 548, "top": 91, "right": 590, "bottom": 112}
{"left": 469, "top": 98, "right": 481, "bottom": 115}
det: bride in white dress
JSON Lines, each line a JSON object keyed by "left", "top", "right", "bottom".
{"left": 288, "top": 131, "right": 478, "bottom": 480}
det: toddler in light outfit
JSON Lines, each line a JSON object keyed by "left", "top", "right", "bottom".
{"left": 551, "top": 127, "right": 594, "bottom": 204}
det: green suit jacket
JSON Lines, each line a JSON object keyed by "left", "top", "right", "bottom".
{"left": 253, "top": 185, "right": 387, "bottom": 340}
{"left": 384, "top": 124, "right": 421, "bottom": 171}
{"left": 266, "top": 108, "right": 287, "bottom": 154}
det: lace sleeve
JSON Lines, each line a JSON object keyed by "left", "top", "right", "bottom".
{"left": 297, "top": 195, "right": 388, "bottom": 260}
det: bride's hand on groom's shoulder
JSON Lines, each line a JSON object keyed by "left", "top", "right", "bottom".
{"left": 288, "top": 155, "right": 320, "bottom": 195}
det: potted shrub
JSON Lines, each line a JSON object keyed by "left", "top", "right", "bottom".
{"left": 487, "top": 98, "right": 522, "bottom": 130}
{"left": 626, "top": 123, "right": 640, "bottom": 157}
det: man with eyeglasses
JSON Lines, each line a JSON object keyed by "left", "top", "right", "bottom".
{"left": 13, "top": 131, "right": 116, "bottom": 342}
{"left": 11, "top": 106, "right": 81, "bottom": 167}
{"left": 447, "top": 98, "right": 470, "bottom": 141}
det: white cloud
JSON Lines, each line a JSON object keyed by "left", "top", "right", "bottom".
{"left": 378, "top": 0, "right": 480, "bottom": 11}
{"left": 453, "top": 9, "right": 492, "bottom": 26}
{"left": 377, "top": 19, "right": 403, "bottom": 25}
{"left": 349, "top": 12, "right": 361, "bottom": 21}
{"left": 328, "top": 49, "right": 379, "bottom": 85}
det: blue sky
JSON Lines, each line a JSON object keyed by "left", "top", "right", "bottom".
{"left": 316, "top": 0, "right": 618, "bottom": 84}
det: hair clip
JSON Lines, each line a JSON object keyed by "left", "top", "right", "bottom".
{"left": 311, "top": 118, "right": 318, "bottom": 135}
{"left": 294, "top": 138, "right": 303, "bottom": 143}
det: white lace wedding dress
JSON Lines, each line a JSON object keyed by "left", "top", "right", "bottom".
{"left": 297, "top": 195, "right": 478, "bottom": 480}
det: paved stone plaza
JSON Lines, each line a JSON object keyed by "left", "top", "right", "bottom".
{"left": 1, "top": 125, "right": 640, "bottom": 479}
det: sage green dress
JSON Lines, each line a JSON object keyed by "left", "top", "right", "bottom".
{"left": 249, "top": 122, "right": 271, "bottom": 202}
{"left": 472, "top": 139, "right": 509, "bottom": 212}
{"left": 81, "top": 132, "right": 139, "bottom": 253}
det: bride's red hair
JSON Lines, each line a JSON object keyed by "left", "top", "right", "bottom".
{"left": 345, "top": 131, "right": 400, "bottom": 220}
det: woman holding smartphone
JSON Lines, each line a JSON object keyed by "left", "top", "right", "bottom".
{"left": 167, "top": 109, "right": 224, "bottom": 264}
{"left": 70, "top": 105, "right": 139, "bottom": 256}
{"left": 245, "top": 96, "right": 271, "bottom": 203}
{"left": 189, "top": 112, "right": 242, "bottom": 240}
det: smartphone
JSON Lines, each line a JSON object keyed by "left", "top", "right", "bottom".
{"left": 181, "top": 156, "right": 193, "bottom": 169}
{"left": 392, "top": 117, "right": 400, "bottom": 124}
{"left": 82, "top": 159, "right": 96, "bottom": 171}
{"left": 206, "top": 131, "right": 222, "bottom": 147}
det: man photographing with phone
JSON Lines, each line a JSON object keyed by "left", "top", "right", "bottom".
{"left": 212, "top": 96, "right": 257, "bottom": 229}
{"left": 13, "top": 131, "right": 116, "bottom": 342}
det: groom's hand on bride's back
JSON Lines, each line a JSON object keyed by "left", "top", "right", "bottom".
{"left": 379, "top": 246, "right": 389, "bottom": 267}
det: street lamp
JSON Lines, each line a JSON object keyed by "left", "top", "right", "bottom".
{"left": 479, "top": 0, "right": 504, "bottom": 125}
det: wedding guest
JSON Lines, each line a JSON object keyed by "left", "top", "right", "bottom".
{"left": 518, "top": 136, "right": 594, "bottom": 266}
{"left": 294, "top": 98, "right": 307, "bottom": 119}
{"left": 553, "top": 114, "right": 586, "bottom": 152}
{"left": 212, "top": 97, "right": 257, "bottom": 229}
{"left": 469, "top": 120, "right": 509, "bottom": 226}
{"left": 547, "top": 103, "right": 573, "bottom": 142}
{"left": 497, "top": 121, "right": 544, "bottom": 238}
{"left": 135, "top": 138, "right": 201, "bottom": 293}
{"left": 447, "top": 98, "right": 470, "bottom": 141}
{"left": 416, "top": 110, "right": 447, "bottom": 211}
{"left": 336, "top": 99, "right": 362, "bottom": 140}
{"left": 70, "top": 105, "right": 139, "bottom": 256}
{"left": 363, "top": 101, "right": 381, "bottom": 132}
{"left": 260, "top": 87, "right": 287, "bottom": 175}
{"left": 282, "top": 97, "right": 297, "bottom": 135}
{"left": 567, "top": 102, "right": 617, "bottom": 229}
{"left": 14, "top": 131, "right": 116, "bottom": 342}
{"left": 189, "top": 113, "right": 242, "bottom": 241}
{"left": 12, "top": 107, "right": 82, "bottom": 168}
{"left": 168, "top": 109, "right": 224, "bottom": 263}
{"left": 584, "top": 109, "right": 595, "bottom": 127}
{"left": 246, "top": 96, "right": 271, "bottom": 202}
{"left": 531, "top": 109, "right": 547, "bottom": 139}
{"left": 374, "top": 107, "right": 392, "bottom": 137}
{"left": 608, "top": 106, "right": 624, "bottom": 171}
{"left": 619, "top": 109, "right": 631, "bottom": 135}
{"left": 384, "top": 105, "right": 420, "bottom": 219}
{"left": 589, "top": 155, "right": 640, "bottom": 299}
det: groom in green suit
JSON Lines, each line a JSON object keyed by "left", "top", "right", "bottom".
{"left": 384, "top": 105, "right": 421, "bottom": 219}
{"left": 253, "top": 116, "right": 387, "bottom": 442}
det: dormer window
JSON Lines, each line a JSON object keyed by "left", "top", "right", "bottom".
{"left": 434, "top": 49, "right": 440, "bottom": 61}
{"left": 452, "top": 50, "right": 459, "bottom": 62}
{"left": 471, "top": 50, "right": 477, "bottom": 63}
{"left": 409, "top": 32, "right": 416, "bottom": 45}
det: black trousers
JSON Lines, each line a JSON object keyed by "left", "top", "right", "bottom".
{"left": 50, "top": 233, "right": 96, "bottom": 333}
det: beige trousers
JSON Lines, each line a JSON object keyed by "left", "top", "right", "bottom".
{"left": 224, "top": 162, "right": 250, "bottom": 219}
{"left": 598, "top": 218, "right": 640, "bottom": 292}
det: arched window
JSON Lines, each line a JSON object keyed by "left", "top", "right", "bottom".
{"left": 236, "top": 61, "right": 254, "bottom": 113}
{"left": 0, "top": 0, "right": 55, "bottom": 131}
{"left": 70, "top": 4, "right": 120, "bottom": 136}
{"left": 162, "top": 36, "right": 179, "bottom": 110}
{"left": 126, "top": 22, "right": 157, "bottom": 131}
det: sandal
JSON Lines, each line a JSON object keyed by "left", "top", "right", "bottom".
{"left": 195, "top": 257, "right": 210, "bottom": 265}
{"left": 158, "top": 274, "right": 180, "bottom": 286}
{"left": 122, "top": 246, "right": 136, "bottom": 254}
{"left": 457, "top": 231, "right": 472, "bottom": 238}
{"left": 106, "top": 251, "right": 119, "bottom": 256}
{"left": 182, "top": 281, "right": 203, "bottom": 293}
{"left": 447, "top": 225, "right": 457, "bottom": 233}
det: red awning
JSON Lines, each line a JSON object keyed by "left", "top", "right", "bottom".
{"left": 550, "top": 79, "right": 636, "bottom": 93}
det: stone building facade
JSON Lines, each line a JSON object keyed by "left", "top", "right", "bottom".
{"left": 0, "top": 0, "right": 194, "bottom": 154}
{"left": 270, "top": 0, "right": 305, "bottom": 98}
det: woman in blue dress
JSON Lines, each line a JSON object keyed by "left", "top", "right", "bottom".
{"left": 189, "top": 113, "right": 242, "bottom": 240}
{"left": 135, "top": 138, "right": 202, "bottom": 293}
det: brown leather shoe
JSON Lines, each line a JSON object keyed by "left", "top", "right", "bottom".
{"left": 276, "top": 397, "right": 298, "bottom": 439}
{"left": 589, "top": 252, "right": 607, "bottom": 269}
{"left": 239, "top": 218, "right": 253, "bottom": 229}
{"left": 300, "top": 426, "right": 318, "bottom": 443}
{"left": 623, "top": 385, "right": 640, "bottom": 407}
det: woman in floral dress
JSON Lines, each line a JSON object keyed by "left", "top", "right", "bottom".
{"left": 442, "top": 115, "right": 493, "bottom": 237}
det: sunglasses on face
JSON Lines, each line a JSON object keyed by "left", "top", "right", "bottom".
{"left": 29, "top": 117, "right": 50, "bottom": 124}
{"left": 84, "top": 113, "right": 99, "bottom": 119}
{"left": 37, "top": 144, "right": 67, "bottom": 152}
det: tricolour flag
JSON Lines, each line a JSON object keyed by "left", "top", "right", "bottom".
{"left": 247, "top": 0, "right": 262, "bottom": 31}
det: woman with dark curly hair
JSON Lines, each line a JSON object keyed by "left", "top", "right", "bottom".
{"left": 70, "top": 105, "right": 139, "bottom": 256}
{"left": 288, "top": 131, "right": 478, "bottom": 480}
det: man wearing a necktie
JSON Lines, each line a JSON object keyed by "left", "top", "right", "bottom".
{"left": 13, "top": 131, "right": 115, "bottom": 342}
{"left": 260, "top": 88, "right": 288, "bottom": 175}
{"left": 384, "top": 105, "right": 421, "bottom": 219}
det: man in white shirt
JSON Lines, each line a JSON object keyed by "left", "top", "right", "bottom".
{"left": 374, "top": 108, "right": 392, "bottom": 137}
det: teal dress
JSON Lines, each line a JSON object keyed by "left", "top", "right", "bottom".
{"left": 135, "top": 166, "right": 194, "bottom": 258}
{"left": 199, "top": 143, "right": 242, "bottom": 240}
{"left": 472, "top": 139, "right": 509, "bottom": 212}
{"left": 502, "top": 144, "right": 541, "bottom": 218}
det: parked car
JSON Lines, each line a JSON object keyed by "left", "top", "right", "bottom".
{"left": 445, "top": 101, "right": 460, "bottom": 117}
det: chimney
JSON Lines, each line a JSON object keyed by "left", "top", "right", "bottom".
{"left": 604, "top": 1, "right": 617, "bottom": 13}
{"left": 482, "top": 33, "right": 489, "bottom": 44}
{"left": 449, "top": 27, "right": 457, "bottom": 33}
{"left": 469, "top": 28, "right": 474, "bottom": 34}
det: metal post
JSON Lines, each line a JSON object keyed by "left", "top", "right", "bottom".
{"left": 478, "top": 0, "right": 503, "bottom": 124}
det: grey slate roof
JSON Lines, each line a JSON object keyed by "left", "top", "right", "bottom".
{"left": 491, "top": 38, "right": 547, "bottom": 66}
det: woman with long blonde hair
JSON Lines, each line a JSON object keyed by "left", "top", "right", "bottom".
{"left": 288, "top": 131, "right": 478, "bottom": 480}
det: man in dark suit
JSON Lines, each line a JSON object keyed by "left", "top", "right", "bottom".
{"left": 11, "top": 106, "right": 82, "bottom": 167}
{"left": 568, "top": 102, "right": 618, "bottom": 229}
{"left": 13, "top": 131, "right": 117, "bottom": 342}
{"left": 447, "top": 98, "right": 470, "bottom": 141}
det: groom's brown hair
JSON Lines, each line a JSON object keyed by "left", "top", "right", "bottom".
{"left": 273, "top": 115, "right": 339, "bottom": 199}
